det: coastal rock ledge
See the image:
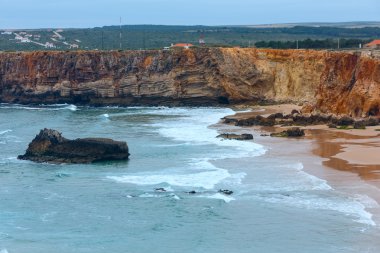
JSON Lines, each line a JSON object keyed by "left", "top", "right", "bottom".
{"left": 18, "top": 129, "right": 130, "bottom": 164}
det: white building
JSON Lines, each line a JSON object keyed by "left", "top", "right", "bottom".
{"left": 45, "top": 42, "right": 56, "bottom": 48}
{"left": 20, "top": 38, "right": 30, "bottom": 43}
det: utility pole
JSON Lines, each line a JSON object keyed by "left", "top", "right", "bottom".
{"left": 143, "top": 28, "right": 146, "bottom": 50}
{"left": 119, "top": 17, "right": 122, "bottom": 50}
{"left": 101, "top": 30, "right": 104, "bottom": 50}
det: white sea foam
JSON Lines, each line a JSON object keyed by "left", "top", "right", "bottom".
{"left": 256, "top": 193, "right": 376, "bottom": 226}
{"left": 108, "top": 168, "right": 231, "bottom": 190}
{"left": 138, "top": 193, "right": 180, "bottom": 200}
{"left": 64, "top": 104, "right": 77, "bottom": 111}
{"left": 236, "top": 161, "right": 377, "bottom": 226}
{"left": 151, "top": 107, "right": 266, "bottom": 158}
{"left": 108, "top": 158, "right": 246, "bottom": 190}
{"left": 139, "top": 193, "right": 162, "bottom": 198}
{"left": 240, "top": 162, "right": 332, "bottom": 193}
{"left": 0, "top": 103, "right": 78, "bottom": 111}
{"left": 201, "top": 193, "right": 235, "bottom": 203}
{"left": 0, "top": 130, "right": 12, "bottom": 135}
{"left": 108, "top": 107, "right": 265, "bottom": 205}
{"left": 172, "top": 194, "right": 181, "bottom": 200}
{"left": 0, "top": 249, "right": 9, "bottom": 253}
{"left": 289, "top": 163, "right": 332, "bottom": 191}
{"left": 0, "top": 157, "right": 18, "bottom": 165}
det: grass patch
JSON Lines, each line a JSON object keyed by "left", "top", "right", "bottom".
{"left": 337, "top": 125, "right": 351, "bottom": 130}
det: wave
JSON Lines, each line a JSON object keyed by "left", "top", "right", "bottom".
{"left": 108, "top": 168, "right": 230, "bottom": 190}
{"left": 0, "top": 249, "right": 9, "bottom": 253}
{"left": 108, "top": 160, "right": 245, "bottom": 190}
{"left": 200, "top": 193, "right": 235, "bottom": 203}
{"left": 0, "top": 103, "right": 77, "bottom": 111}
{"left": 63, "top": 104, "right": 77, "bottom": 111}
{"left": 254, "top": 163, "right": 332, "bottom": 192}
{"left": 0, "top": 157, "right": 18, "bottom": 165}
{"left": 0, "top": 129, "right": 12, "bottom": 135}
{"left": 138, "top": 193, "right": 181, "bottom": 200}
{"left": 254, "top": 192, "right": 376, "bottom": 226}
{"left": 151, "top": 107, "right": 266, "bottom": 158}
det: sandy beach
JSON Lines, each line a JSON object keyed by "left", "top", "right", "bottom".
{"left": 229, "top": 104, "right": 380, "bottom": 181}
{"left": 224, "top": 105, "right": 380, "bottom": 212}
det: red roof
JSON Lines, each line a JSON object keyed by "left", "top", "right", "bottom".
{"left": 172, "top": 43, "right": 194, "bottom": 47}
{"left": 365, "top": 40, "right": 380, "bottom": 46}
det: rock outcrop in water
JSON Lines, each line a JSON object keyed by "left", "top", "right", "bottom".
{"left": 18, "top": 128, "right": 130, "bottom": 164}
{"left": 216, "top": 133, "right": 254, "bottom": 140}
{"left": 0, "top": 48, "right": 379, "bottom": 116}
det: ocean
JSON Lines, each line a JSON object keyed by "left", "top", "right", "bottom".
{"left": 1, "top": 104, "right": 379, "bottom": 253}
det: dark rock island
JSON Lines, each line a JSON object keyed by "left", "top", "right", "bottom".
{"left": 18, "top": 129, "right": 130, "bottom": 164}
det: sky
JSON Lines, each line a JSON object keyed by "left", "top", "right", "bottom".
{"left": 1, "top": 0, "right": 379, "bottom": 29}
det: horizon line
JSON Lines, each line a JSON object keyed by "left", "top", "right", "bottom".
{"left": 1, "top": 20, "right": 380, "bottom": 30}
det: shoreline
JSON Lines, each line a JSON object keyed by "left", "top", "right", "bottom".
{"left": 220, "top": 104, "right": 380, "bottom": 224}
{"left": 224, "top": 104, "right": 380, "bottom": 186}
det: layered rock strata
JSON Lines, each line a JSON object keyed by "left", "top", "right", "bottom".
{"left": 0, "top": 48, "right": 379, "bottom": 116}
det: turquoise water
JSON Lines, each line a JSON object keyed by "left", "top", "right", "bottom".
{"left": 1, "top": 104, "right": 380, "bottom": 253}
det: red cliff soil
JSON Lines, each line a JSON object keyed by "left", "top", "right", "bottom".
{"left": 0, "top": 48, "right": 379, "bottom": 115}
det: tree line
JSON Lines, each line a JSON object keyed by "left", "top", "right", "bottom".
{"left": 254, "top": 38, "right": 371, "bottom": 49}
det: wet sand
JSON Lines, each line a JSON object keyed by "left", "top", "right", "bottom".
{"left": 226, "top": 104, "right": 380, "bottom": 188}
{"left": 308, "top": 129, "right": 380, "bottom": 182}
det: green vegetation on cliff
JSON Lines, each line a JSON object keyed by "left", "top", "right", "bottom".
{"left": 255, "top": 38, "right": 371, "bottom": 49}
{"left": 1, "top": 25, "right": 379, "bottom": 51}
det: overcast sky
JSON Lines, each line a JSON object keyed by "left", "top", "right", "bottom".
{"left": 1, "top": 0, "right": 379, "bottom": 29}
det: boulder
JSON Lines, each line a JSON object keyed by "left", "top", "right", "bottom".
{"left": 216, "top": 133, "right": 253, "bottom": 140}
{"left": 18, "top": 128, "right": 130, "bottom": 164}
{"left": 270, "top": 127, "right": 305, "bottom": 137}
{"left": 353, "top": 121, "right": 366, "bottom": 129}
{"left": 363, "top": 117, "right": 379, "bottom": 126}
{"left": 222, "top": 117, "right": 238, "bottom": 124}
{"left": 267, "top": 113, "right": 284, "bottom": 120}
{"left": 235, "top": 115, "right": 275, "bottom": 127}
{"left": 328, "top": 123, "right": 337, "bottom": 128}
{"left": 336, "top": 116, "right": 354, "bottom": 126}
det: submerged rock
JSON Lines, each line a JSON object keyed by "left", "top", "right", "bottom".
{"left": 216, "top": 133, "right": 253, "bottom": 140}
{"left": 218, "top": 189, "right": 234, "bottom": 195}
{"left": 18, "top": 128, "right": 129, "bottom": 164}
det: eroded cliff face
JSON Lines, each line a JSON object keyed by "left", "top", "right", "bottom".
{"left": 0, "top": 48, "right": 379, "bottom": 116}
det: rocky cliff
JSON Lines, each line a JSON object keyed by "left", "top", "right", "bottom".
{"left": 0, "top": 48, "right": 379, "bottom": 116}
